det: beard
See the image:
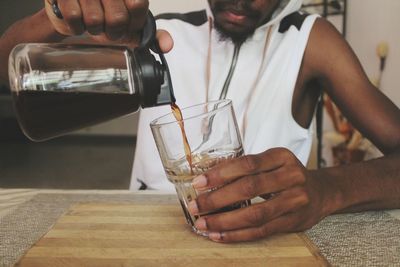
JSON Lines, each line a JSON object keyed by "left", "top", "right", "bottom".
{"left": 213, "top": 19, "right": 257, "bottom": 45}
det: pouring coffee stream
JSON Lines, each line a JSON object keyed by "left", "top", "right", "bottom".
{"left": 171, "top": 103, "right": 194, "bottom": 175}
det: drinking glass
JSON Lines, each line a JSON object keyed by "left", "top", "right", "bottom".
{"left": 150, "top": 99, "right": 250, "bottom": 236}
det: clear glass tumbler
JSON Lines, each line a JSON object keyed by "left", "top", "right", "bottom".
{"left": 150, "top": 99, "right": 250, "bottom": 236}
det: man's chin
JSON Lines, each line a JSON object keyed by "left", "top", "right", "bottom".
{"left": 214, "top": 21, "right": 255, "bottom": 44}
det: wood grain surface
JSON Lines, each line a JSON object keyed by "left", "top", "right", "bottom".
{"left": 16, "top": 203, "right": 329, "bottom": 267}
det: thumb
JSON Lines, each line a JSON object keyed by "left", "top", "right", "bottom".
{"left": 156, "top": 30, "right": 174, "bottom": 53}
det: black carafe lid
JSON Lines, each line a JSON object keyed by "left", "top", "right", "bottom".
{"left": 134, "top": 12, "right": 176, "bottom": 108}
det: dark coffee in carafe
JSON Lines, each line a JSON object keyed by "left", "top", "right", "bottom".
{"left": 13, "top": 91, "right": 141, "bottom": 141}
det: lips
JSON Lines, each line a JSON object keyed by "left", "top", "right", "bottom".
{"left": 219, "top": 9, "right": 256, "bottom": 26}
{"left": 223, "top": 11, "right": 247, "bottom": 23}
{"left": 223, "top": 4, "right": 259, "bottom": 17}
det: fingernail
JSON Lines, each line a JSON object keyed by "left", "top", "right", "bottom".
{"left": 194, "top": 217, "right": 207, "bottom": 230}
{"left": 187, "top": 200, "right": 199, "bottom": 215}
{"left": 192, "top": 175, "right": 208, "bottom": 189}
{"left": 208, "top": 232, "right": 221, "bottom": 242}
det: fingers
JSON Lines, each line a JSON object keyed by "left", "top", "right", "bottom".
{"left": 47, "top": 0, "right": 150, "bottom": 41}
{"left": 101, "top": 0, "right": 129, "bottom": 40}
{"left": 194, "top": 187, "right": 309, "bottom": 233}
{"left": 193, "top": 148, "right": 295, "bottom": 191}
{"left": 208, "top": 212, "right": 301, "bottom": 243}
{"left": 190, "top": 162, "right": 306, "bottom": 214}
{"left": 50, "top": 0, "right": 168, "bottom": 49}
{"left": 79, "top": 0, "right": 104, "bottom": 35}
{"left": 58, "top": 0, "right": 85, "bottom": 35}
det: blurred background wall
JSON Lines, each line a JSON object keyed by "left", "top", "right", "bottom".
{"left": 347, "top": 0, "right": 399, "bottom": 105}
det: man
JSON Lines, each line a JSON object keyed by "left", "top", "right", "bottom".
{"left": 0, "top": 0, "right": 399, "bottom": 243}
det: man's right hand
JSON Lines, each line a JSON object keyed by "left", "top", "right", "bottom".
{"left": 44, "top": 0, "right": 149, "bottom": 43}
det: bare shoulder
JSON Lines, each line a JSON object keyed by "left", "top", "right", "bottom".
{"left": 304, "top": 17, "right": 364, "bottom": 80}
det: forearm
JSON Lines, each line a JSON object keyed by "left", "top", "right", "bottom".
{"left": 313, "top": 150, "right": 400, "bottom": 215}
{"left": 0, "top": 9, "right": 65, "bottom": 86}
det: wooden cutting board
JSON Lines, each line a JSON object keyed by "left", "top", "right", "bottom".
{"left": 16, "top": 203, "right": 329, "bottom": 267}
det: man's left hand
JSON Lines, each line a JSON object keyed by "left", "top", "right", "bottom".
{"left": 188, "top": 147, "right": 334, "bottom": 242}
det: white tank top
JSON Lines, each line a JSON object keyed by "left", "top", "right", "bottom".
{"left": 131, "top": 0, "right": 319, "bottom": 191}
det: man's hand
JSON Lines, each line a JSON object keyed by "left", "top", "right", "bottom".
{"left": 44, "top": 0, "right": 148, "bottom": 42}
{"left": 188, "top": 148, "right": 335, "bottom": 242}
{"left": 43, "top": 0, "right": 173, "bottom": 52}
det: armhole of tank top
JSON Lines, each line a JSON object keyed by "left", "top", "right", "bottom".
{"left": 289, "top": 14, "right": 320, "bottom": 137}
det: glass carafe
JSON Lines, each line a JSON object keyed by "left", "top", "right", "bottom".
{"left": 8, "top": 13, "right": 175, "bottom": 141}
